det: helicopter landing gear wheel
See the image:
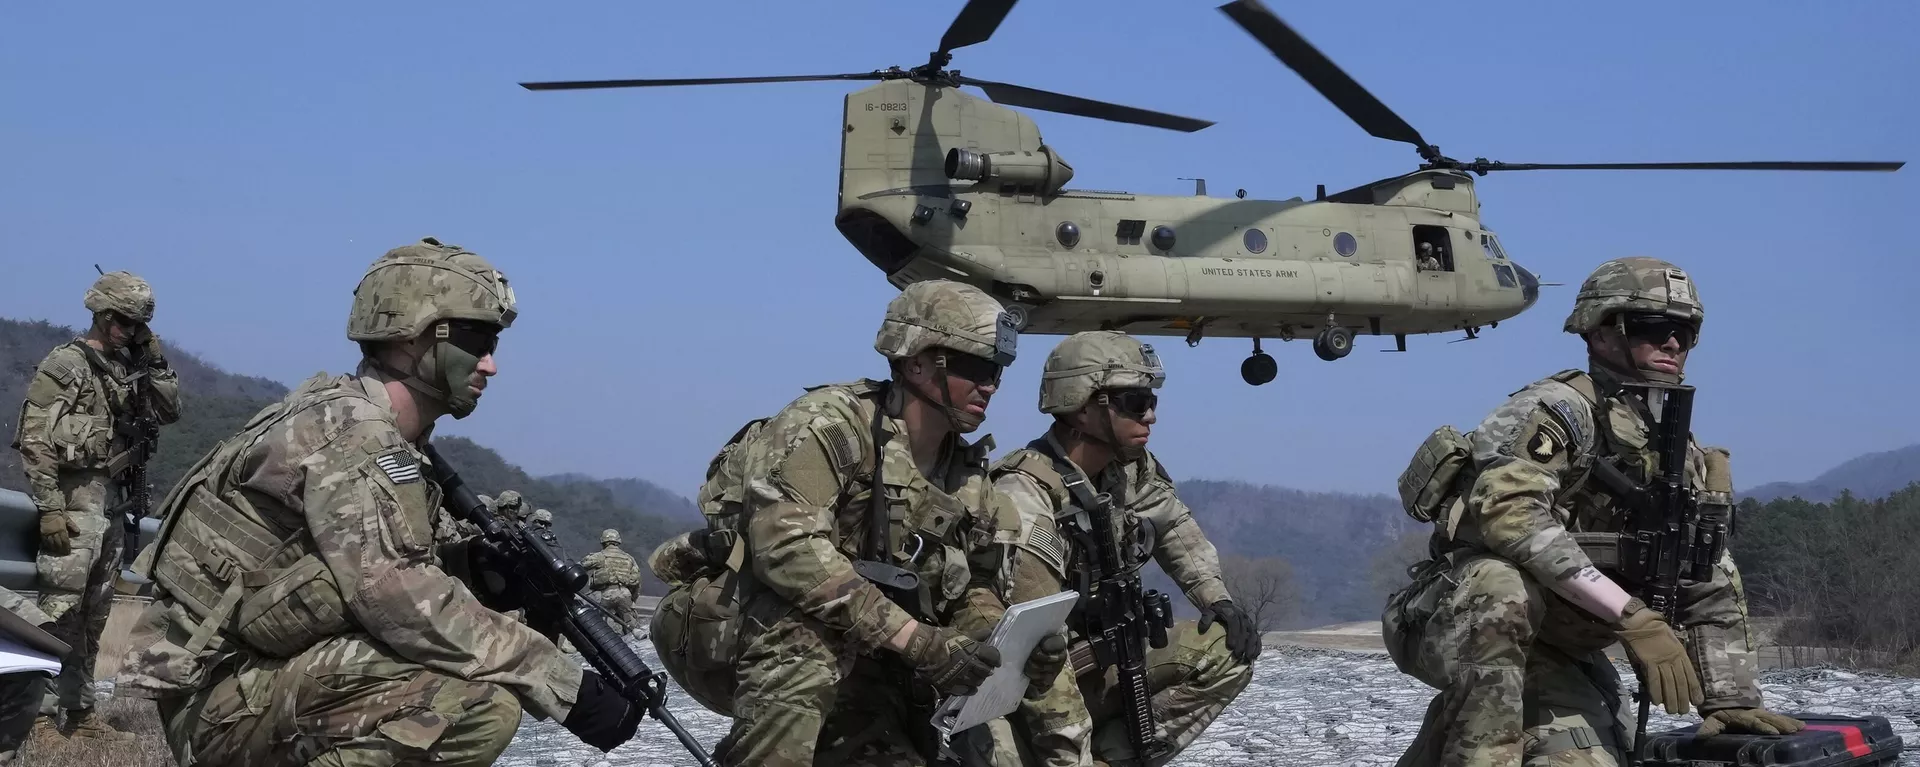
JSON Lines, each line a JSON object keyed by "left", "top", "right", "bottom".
{"left": 1242, "top": 339, "right": 1278, "bottom": 386}
{"left": 1313, "top": 326, "right": 1354, "bottom": 361}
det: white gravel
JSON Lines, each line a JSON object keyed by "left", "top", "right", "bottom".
{"left": 496, "top": 641, "right": 1920, "bottom": 767}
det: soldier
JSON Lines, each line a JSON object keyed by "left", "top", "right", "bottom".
{"left": 12, "top": 270, "right": 180, "bottom": 742}
{"left": 530, "top": 507, "right": 553, "bottom": 531}
{"left": 1417, "top": 242, "right": 1442, "bottom": 271}
{"left": 0, "top": 586, "right": 59, "bottom": 764}
{"left": 582, "top": 529, "right": 645, "bottom": 636}
{"left": 113, "top": 238, "right": 640, "bottom": 765}
{"left": 1385, "top": 257, "right": 1803, "bottom": 766}
{"left": 692, "top": 279, "right": 1043, "bottom": 767}
{"left": 989, "top": 330, "right": 1258, "bottom": 767}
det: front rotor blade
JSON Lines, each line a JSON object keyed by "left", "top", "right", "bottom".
{"left": 520, "top": 73, "right": 885, "bottom": 91}
{"left": 962, "top": 77, "right": 1213, "bottom": 132}
{"left": 1474, "top": 160, "right": 1905, "bottom": 172}
{"left": 1218, "top": 0, "right": 1426, "bottom": 148}
{"left": 939, "top": 0, "right": 1019, "bottom": 54}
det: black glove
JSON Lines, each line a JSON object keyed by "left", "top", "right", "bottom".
{"left": 464, "top": 537, "right": 522, "bottom": 613}
{"left": 1023, "top": 632, "right": 1069, "bottom": 700}
{"left": 1198, "top": 600, "right": 1261, "bottom": 664}
{"left": 901, "top": 623, "right": 1002, "bottom": 696}
{"left": 562, "top": 669, "right": 642, "bottom": 752}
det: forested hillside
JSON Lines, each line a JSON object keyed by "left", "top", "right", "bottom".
{"left": 1744, "top": 444, "right": 1920, "bottom": 503}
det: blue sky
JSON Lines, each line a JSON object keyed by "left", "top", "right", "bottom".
{"left": 3, "top": 1, "right": 1913, "bottom": 499}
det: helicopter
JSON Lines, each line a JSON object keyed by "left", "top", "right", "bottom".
{"left": 521, "top": 0, "right": 1902, "bottom": 386}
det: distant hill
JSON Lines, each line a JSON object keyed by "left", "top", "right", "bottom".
{"left": 1171, "top": 479, "right": 1423, "bottom": 628}
{"left": 1744, "top": 444, "right": 1920, "bottom": 503}
{"left": 545, "top": 473, "right": 704, "bottom": 528}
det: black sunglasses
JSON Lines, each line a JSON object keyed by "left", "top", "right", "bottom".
{"left": 937, "top": 350, "right": 1003, "bottom": 387}
{"left": 437, "top": 320, "right": 501, "bottom": 358}
{"left": 1620, "top": 315, "right": 1696, "bottom": 351}
{"left": 1100, "top": 389, "right": 1158, "bottom": 418}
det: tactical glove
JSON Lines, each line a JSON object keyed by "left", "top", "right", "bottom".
{"left": 1697, "top": 707, "right": 1806, "bottom": 737}
{"left": 464, "top": 538, "right": 525, "bottom": 613}
{"left": 1199, "top": 599, "right": 1262, "bottom": 664}
{"left": 1023, "top": 632, "right": 1070, "bottom": 700}
{"left": 562, "top": 669, "right": 642, "bottom": 752}
{"left": 137, "top": 330, "right": 167, "bottom": 369}
{"left": 39, "top": 511, "right": 77, "bottom": 556}
{"left": 902, "top": 623, "right": 1002, "bottom": 696}
{"left": 1613, "top": 599, "right": 1704, "bottom": 715}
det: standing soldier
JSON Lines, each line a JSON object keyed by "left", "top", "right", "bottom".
{"left": 1385, "top": 257, "right": 1802, "bottom": 766}
{"left": 113, "top": 238, "right": 641, "bottom": 765}
{"left": 583, "top": 529, "right": 645, "bottom": 636}
{"left": 989, "top": 330, "right": 1258, "bottom": 767}
{"left": 12, "top": 270, "right": 180, "bottom": 742}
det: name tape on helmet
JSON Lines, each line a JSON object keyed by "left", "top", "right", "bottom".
{"left": 991, "top": 312, "right": 1019, "bottom": 367}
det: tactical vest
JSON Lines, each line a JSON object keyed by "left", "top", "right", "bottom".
{"left": 12, "top": 341, "right": 140, "bottom": 475}
{"left": 141, "top": 374, "right": 405, "bottom": 660}
{"left": 991, "top": 443, "right": 1162, "bottom": 587}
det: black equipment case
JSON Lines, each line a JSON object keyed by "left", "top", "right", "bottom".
{"left": 1640, "top": 715, "right": 1904, "bottom": 766}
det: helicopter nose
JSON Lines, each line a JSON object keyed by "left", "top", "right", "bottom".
{"left": 1516, "top": 263, "right": 1541, "bottom": 308}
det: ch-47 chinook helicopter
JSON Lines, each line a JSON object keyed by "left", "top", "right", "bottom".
{"left": 522, "top": 0, "right": 1902, "bottom": 385}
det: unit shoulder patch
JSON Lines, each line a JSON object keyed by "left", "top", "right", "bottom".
{"left": 376, "top": 450, "right": 423, "bottom": 484}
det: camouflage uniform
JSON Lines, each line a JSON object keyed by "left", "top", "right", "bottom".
{"left": 114, "top": 239, "right": 587, "bottom": 767}
{"left": 0, "top": 587, "right": 57, "bottom": 764}
{"left": 989, "top": 332, "right": 1252, "bottom": 767}
{"left": 12, "top": 271, "right": 180, "bottom": 728}
{"left": 1386, "top": 258, "right": 1788, "bottom": 767}
{"left": 654, "top": 280, "right": 1026, "bottom": 767}
{"left": 582, "top": 529, "right": 644, "bottom": 636}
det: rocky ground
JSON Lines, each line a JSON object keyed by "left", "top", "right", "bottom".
{"left": 498, "top": 639, "right": 1920, "bottom": 767}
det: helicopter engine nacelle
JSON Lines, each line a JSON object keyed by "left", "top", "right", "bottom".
{"left": 945, "top": 145, "right": 1074, "bottom": 195}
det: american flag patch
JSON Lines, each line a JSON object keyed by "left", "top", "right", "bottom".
{"left": 376, "top": 452, "right": 423, "bottom": 484}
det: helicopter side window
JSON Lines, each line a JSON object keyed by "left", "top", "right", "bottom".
{"left": 1493, "top": 263, "right": 1519, "bottom": 288}
{"left": 1411, "top": 225, "right": 1453, "bottom": 272}
{"left": 1482, "top": 234, "right": 1510, "bottom": 261}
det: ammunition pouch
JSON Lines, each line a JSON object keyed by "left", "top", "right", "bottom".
{"left": 1398, "top": 425, "right": 1474, "bottom": 524}
{"left": 650, "top": 569, "right": 741, "bottom": 674}
{"left": 1381, "top": 554, "right": 1455, "bottom": 687}
{"left": 231, "top": 553, "right": 351, "bottom": 658}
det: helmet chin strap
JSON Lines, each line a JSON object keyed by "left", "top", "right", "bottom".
{"left": 903, "top": 356, "right": 981, "bottom": 433}
{"left": 1069, "top": 398, "right": 1142, "bottom": 466}
{"left": 366, "top": 343, "right": 466, "bottom": 418}
{"left": 1595, "top": 318, "right": 1684, "bottom": 386}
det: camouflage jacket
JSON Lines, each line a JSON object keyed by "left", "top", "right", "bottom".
{"left": 583, "top": 545, "right": 642, "bottom": 591}
{"left": 0, "top": 585, "right": 53, "bottom": 630}
{"left": 1448, "top": 364, "right": 1760, "bottom": 710}
{"left": 991, "top": 432, "right": 1230, "bottom": 767}
{"left": 12, "top": 339, "right": 180, "bottom": 513}
{"left": 117, "top": 367, "right": 582, "bottom": 720}
{"left": 738, "top": 378, "right": 1018, "bottom": 653}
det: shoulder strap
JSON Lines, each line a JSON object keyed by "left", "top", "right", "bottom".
{"left": 1549, "top": 369, "right": 1600, "bottom": 407}
{"left": 993, "top": 446, "right": 1071, "bottom": 511}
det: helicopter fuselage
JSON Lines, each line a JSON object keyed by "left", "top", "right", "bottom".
{"left": 835, "top": 79, "right": 1539, "bottom": 345}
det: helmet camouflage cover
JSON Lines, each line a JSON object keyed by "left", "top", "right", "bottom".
{"left": 348, "top": 237, "right": 517, "bottom": 342}
{"left": 1040, "top": 330, "right": 1165, "bottom": 414}
{"left": 874, "top": 280, "right": 1018, "bottom": 366}
{"left": 1564, "top": 256, "right": 1704, "bottom": 337}
{"left": 531, "top": 508, "right": 552, "bottom": 525}
{"left": 601, "top": 528, "right": 621, "bottom": 546}
{"left": 84, "top": 271, "right": 156, "bottom": 323}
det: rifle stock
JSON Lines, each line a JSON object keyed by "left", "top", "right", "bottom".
{"left": 423, "top": 443, "right": 715, "bottom": 766}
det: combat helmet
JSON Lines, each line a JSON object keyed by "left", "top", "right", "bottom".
{"left": 84, "top": 271, "right": 156, "bottom": 324}
{"left": 531, "top": 508, "right": 552, "bottom": 526}
{"left": 348, "top": 237, "right": 517, "bottom": 418}
{"left": 874, "top": 280, "right": 1017, "bottom": 367}
{"left": 1563, "top": 257, "right": 1704, "bottom": 338}
{"left": 601, "top": 528, "right": 621, "bottom": 546}
{"left": 1040, "top": 331, "right": 1165, "bottom": 415}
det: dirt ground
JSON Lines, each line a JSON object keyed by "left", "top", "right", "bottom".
{"left": 17, "top": 598, "right": 175, "bottom": 767}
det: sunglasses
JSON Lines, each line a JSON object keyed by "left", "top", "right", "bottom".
{"left": 1620, "top": 315, "right": 1696, "bottom": 351}
{"left": 104, "top": 312, "right": 142, "bottom": 331}
{"left": 1099, "top": 389, "right": 1158, "bottom": 418}
{"left": 436, "top": 320, "right": 501, "bottom": 358}
{"left": 936, "top": 351, "right": 1003, "bottom": 387}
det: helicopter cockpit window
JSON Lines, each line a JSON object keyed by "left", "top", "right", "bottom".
{"left": 1492, "top": 263, "right": 1518, "bottom": 289}
{"left": 1482, "top": 234, "right": 1509, "bottom": 261}
{"left": 1412, "top": 225, "right": 1453, "bottom": 272}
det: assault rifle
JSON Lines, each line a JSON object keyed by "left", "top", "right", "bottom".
{"left": 422, "top": 443, "right": 715, "bottom": 767}
{"left": 1587, "top": 382, "right": 1725, "bottom": 759}
{"left": 1055, "top": 459, "right": 1174, "bottom": 763}
{"left": 113, "top": 368, "right": 160, "bottom": 571}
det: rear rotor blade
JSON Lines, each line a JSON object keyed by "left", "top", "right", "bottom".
{"left": 521, "top": 73, "right": 885, "bottom": 91}
{"left": 1471, "top": 160, "right": 1905, "bottom": 172}
{"left": 1218, "top": 0, "right": 1426, "bottom": 148}
{"left": 961, "top": 77, "right": 1213, "bottom": 132}
{"left": 939, "top": 0, "right": 1019, "bottom": 54}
